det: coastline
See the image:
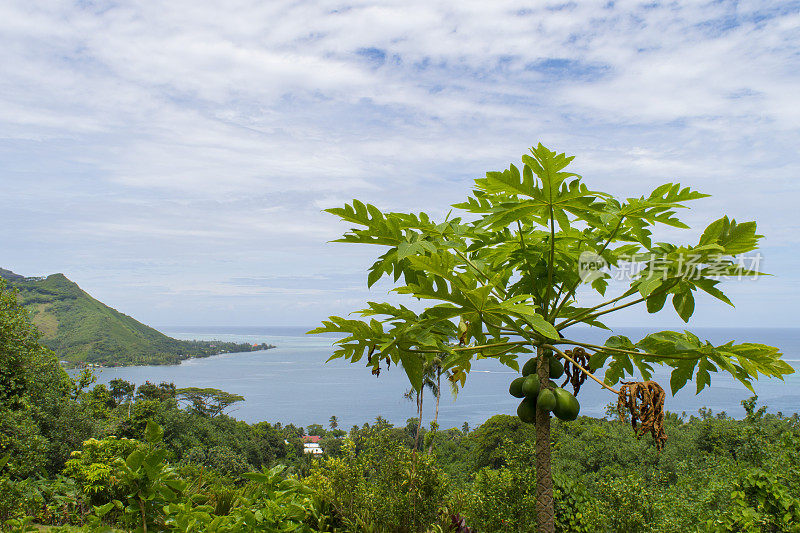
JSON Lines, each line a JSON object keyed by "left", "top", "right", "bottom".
{"left": 60, "top": 342, "right": 277, "bottom": 370}
{"left": 78, "top": 326, "right": 800, "bottom": 429}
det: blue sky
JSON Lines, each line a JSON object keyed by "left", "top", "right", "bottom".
{"left": 1, "top": 0, "right": 799, "bottom": 329}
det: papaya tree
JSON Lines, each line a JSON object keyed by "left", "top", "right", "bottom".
{"left": 310, "top": 144, "right": 793, "bottom": 532}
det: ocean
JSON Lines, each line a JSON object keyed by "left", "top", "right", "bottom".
{"left": 84, "top": 326, "right": 800, "bottom": 430}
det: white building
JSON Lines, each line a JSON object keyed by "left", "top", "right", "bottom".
{"left": 302, "top": 435, "right": 323, "bottom": 454}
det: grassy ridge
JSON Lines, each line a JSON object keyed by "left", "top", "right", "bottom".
{"left": 0, "top": 268, "right": 273, "bottom": 366}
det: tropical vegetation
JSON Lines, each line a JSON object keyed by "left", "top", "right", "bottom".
{"left": 1, "top": 144, "right": 796, "bottom": 532}
{"left": 0, "top": 269, "right": 273, "bottom": 366}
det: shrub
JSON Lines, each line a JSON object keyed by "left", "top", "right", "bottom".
{"left": 62, "top": 435, "right": 141, "bottom": 506}
{"left": 306, "top": 434, "right": 448, "bottom": 532}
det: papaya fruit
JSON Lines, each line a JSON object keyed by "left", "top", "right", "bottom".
{"left": 523, "top": 356, "right": 564, "bottom": 379}
{"left": 521, "top": 375, "right": 540, "bottom": 398}
{"left": 509, "top": 377, "right": 525, "bottom": 398}
{"left": 549, "top": 357, "right": 564, "bottom": 379}
{"left": 537, "top": 389, "right": 556, "bottom": 412}
{"left": 552, "top": 387, "right": 580, "bottom": 421}
{"left": 522, "top": 357, "right": 537, "bottom": 376}
{"left": 517, "top": 398, "right": 537, "bottom": 423}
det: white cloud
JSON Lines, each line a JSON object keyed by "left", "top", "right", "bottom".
{"left": 1, "top": 0, "right": 798, "bottom": 326}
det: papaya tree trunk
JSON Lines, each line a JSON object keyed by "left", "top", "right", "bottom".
{"left": 535, "top": 346, "right": 554, "bottom": 532}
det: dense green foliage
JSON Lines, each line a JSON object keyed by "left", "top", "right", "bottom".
{"left": 306, "top": 421, "right": 449, "bottom": 531}
{"left": 0, "top": 280, "right": 800, "bottom": 532}
{"left": 0, "top": 279, "right": 82, "bottom": 479}
{"left": 0, "top": 269, "right": 273, "bottom": 366}
{"left": 42, "top": 422, "right": 321, "bottom": 533}
{"left": 1, "top": 289, "right": 798, "bottom": 532}
{"left": 4, "top": 391, "right": 799, "bottom": 532}
{"left": 1, "top": 282, "right": 797, "bottom": 532}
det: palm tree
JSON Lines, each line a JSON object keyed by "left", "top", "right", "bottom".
{"left": 427, "top": 359, "right": 443, "bottom": 454}
{"left": 404, "top": 360, "right": 442, "bottom": 452}
{"left": 426, "top": 354, "right": 463, "bottom": 453}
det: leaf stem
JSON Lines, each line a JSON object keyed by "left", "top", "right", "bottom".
{"left": 516, "top": 220, "right": 540, "bottom": 311}
{"left": 544, "top": 344, "right": 619, "bottom": 395}
{"left": 560, "top": 297, "right": 647, "bottom": 330}
{"left": 455, "top": 340, "right": 530, "bottom": 352}
{"left": 402, "top": 340, "right": 530, "bottom": 354}
{"left": 556, "top": 338, "right": 700, "bottom": 360}
{"left": 546, "top": 205, "right": 555, "bottom": 319}
{"left": 453, "top": 249, "right": 508, "bottom": 299}
{"left": 554, "top": 291, "right": 633, "bottom": 329}
{"left": 558, "top": 279, "right": 681, "bottom": 330}
{"left": 444, "top": 250, "right": 551, "bottom": 343}
{"left": 551, "top": 217, "right": 624, "bottom": 320}
{"left": 549, "top": 283, "right": 565, "bottom": 317}
{"left": 481, "top": 344, "right": 523, "bottom": 360}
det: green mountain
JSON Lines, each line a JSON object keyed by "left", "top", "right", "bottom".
{"left": 0, "top": 268, "right": 273, "bottom": 366}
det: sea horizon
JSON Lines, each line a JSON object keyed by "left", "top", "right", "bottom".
{"left": 74, "top": 325, "right": 800, "bottom": 431}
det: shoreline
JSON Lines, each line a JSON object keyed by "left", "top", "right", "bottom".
{"left": 61, "top": 343, "right": 277, "bottom": 370}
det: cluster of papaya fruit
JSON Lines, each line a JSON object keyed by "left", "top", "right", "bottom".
{"left": 509, "top": 354, "right": 580, "bottom": 423}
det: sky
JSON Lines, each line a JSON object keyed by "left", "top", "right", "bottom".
{"left": 1, "top": 0, "right": 799, "bottom": 330}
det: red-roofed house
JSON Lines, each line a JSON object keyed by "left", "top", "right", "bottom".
{"left": 302, "top": 435, "right": 323, "bottom": 454}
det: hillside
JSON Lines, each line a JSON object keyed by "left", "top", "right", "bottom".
{"left": 0, "top": 268, "right": 273, "bottom": 366}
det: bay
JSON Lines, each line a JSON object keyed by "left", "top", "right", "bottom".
{"left": 84, "top": 326, "right": 800, "bottom": 430}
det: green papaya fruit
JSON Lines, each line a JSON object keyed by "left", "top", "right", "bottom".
{"left": 549, "top": 357, "right": 564, "bottom": 379}
{"left": 522, "top": 357, "right": 537, "bottom": 376}
{"left": 509, "top": 377, "right": 525, "bottom": 398}
{"left": 517, "top": 398, "right": 537, "bottom": 423}
{"left": 552, "top": 387, "right": 580, "bottom": 421}
{"left": 537, "top": 389, "right": 556, "bottom": 412}
{"left": 521, "top": 375, "right": 540, "bottom": 398}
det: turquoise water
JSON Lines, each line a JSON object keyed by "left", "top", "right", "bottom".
{"left": 84, "top": 326, "right": 800, "bottom": 430}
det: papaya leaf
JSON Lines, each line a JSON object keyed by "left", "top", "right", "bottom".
{"left": 497, "top": 303, "right": 558, "bottom": 339}
{"left": 632, "top": 357, "right": 654, "bottom": 382}
{"left": 637, "top": 276, "right": 664, "bottom": 298}
{"left": 605, "top": 335, "right": 638, "bottom": 352}
{"left": 672, "top": 291, "right": 695, "bottom": 322}
{"left": 604, "top": 353, "right": 634, "bottom": 386}
{"left": 588, "top": 350, "right": 611, "bottom": 370}
{"left": 692, "top": 278, "right": 733, "bottom": 306}
{"left": 669, "top": 360, "right": 698, "bottom": 395}
{"left": 475, "top": 165, "right": 536, "bottom": 198}
{"left": 646, "top": 290, "right": 669, "bottom": 313}
{"left": 699, "top": 216, "right": 762, "bottom": 255}
{"left": 591, "top": 275, "right": 609, "bottom": 296}
{"left": 399, "top": 351, "right": 423, "bottom": 391}
{"left": 635, "top": 331, "right": 791, "bottom": 394}
{"left": 590, "top": 335, "right": 651, "bottom": 385}
{"left": 695, "top": 358, "right": 716, "bottom": 393}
